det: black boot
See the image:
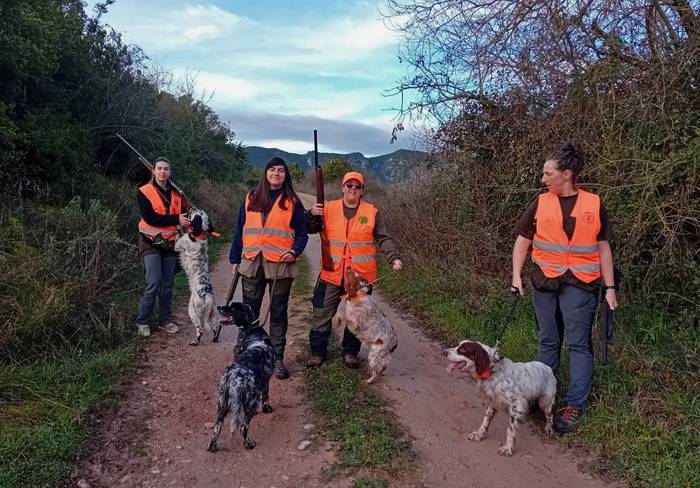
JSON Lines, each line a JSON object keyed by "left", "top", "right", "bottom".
{"left": 274, "top": 358, "right": 290, "bottom": 380}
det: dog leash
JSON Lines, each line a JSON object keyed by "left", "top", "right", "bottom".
{"left": 494, "top": 288, "right": 521, "bottom": 347}
{"left": 369, "top": 267, "right": 400, "bottom": 286}
{"left": 213, "top": 268, "right": 242, "bottom": 343}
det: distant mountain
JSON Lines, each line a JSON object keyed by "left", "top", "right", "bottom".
{"left": 243, "top": 146, "right": 426, "bottom": 182}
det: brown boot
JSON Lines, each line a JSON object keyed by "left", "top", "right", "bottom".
{"left": 343, "top": 354, "right": 360, "bottom": 369}
{"left": 306, "top": 355, "right": 325, "bottom": 368}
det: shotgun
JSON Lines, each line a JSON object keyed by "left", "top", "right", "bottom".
{"left": 116, "top": 132, "right": 190, "bottom": 206}
{"left": 314, "top": 130, "right": 335, "bottom": 271}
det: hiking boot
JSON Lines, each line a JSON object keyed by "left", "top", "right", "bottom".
{"left": 159, "top": 322, "right": 179, "bottom": 334}
{"left": 306, "top": 355, "right": 325, "bottom": 368}
{"left": 342, "top": 354, "right": 361, "bottom": 369}
{"left": 554, "top": 406, "right": 581, "bottom": 433}
{"left": 136, "top": 324, "right": 151, "bottom": 337}
{"left": 274, "top": 359, "right": 290, "bottom": 380}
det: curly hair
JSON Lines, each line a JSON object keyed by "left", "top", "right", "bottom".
{"left": 547, "top": 143, "right": 585, "bottom": 182}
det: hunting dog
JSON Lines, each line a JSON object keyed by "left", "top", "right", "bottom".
{"left": 207, "top": 302, "right": 276, "bottom": 451}
{"left": 334, "top": 267, "right": 398, "bottom": 384}
{"left": 446, "top": 340, "right": 556, "bottom": 456}
{"left": 174, "top": 208, "right": 216, "bottom": 345}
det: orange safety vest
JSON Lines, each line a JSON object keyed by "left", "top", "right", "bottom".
{"left": 138, "top": 182, "right": 183, "bottom": 241}
{"left": 531, "top": 189, "right": 602, "bottom": 283}
{"left": 320, "top": 199, "right": 378, "bottom": 286}
{"left": 242, "top": 192, "right": 295, "bottom": 262}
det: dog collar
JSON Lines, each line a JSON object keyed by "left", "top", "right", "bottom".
{"left": 346, "top": 291, "right": 369, "bottom": 302}
{"left": 474, "top": 370, "right": 491, "bottom": 380}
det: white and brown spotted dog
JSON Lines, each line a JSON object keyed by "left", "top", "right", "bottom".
{"left": 334, "top": 267, "right": 398, "bottom": 384}
{"left": 446, "top": 340, "right": 556, "bottom": 456}
{"left": 174, "top": 208, "right": 217, "bottom": 345}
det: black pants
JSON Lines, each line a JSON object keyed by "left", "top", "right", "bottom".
{"left": 240, "top": 265, "right": 293, "bottom": 359}
{"left": 309, "top": 278, "right": 371, "bottom": 357}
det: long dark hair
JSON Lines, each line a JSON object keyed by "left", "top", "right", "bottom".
{"left": 548, "top": 143, "right": 585, "bottom": 182}
{"left": 247, "top": 157, "right": 299, "bottom": 212}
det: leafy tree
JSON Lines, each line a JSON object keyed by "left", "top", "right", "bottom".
{"left": 323, "top": 158, "right": 353, "bottom": 182}
{"left": 288, "top": 162, "right": 305, "bottom": 183}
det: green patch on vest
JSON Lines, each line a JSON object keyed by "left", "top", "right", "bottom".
{"left": 359, "top": 215, "right": 368, "bottom": 224}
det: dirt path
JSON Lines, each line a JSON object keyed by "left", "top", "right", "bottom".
{"left": 69, "top": 229, "right": 351, "bottom": 487}
{"left": 70, "top": 193, "right": 620, "bottom": 488}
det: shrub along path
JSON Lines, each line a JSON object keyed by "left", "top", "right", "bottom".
{"left": 68, "top": 194, "right": 621, "bottom": 488}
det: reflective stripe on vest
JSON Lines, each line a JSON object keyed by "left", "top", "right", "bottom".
{"left": 241, "top": 192, "right": 295, "bottom": 262}
{"left": 138, "top": 182, "right": 182, "bottom": 241}
{"left": 531, "top": 190, "right": 602, "bottom": 283}
{"left": 319, "top": 199, "right": 378, "bottom": 286}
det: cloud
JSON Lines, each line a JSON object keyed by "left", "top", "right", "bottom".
{"left": 102, "top": 3, "right": 246, "bottom": 50}
{"left": 220, "top": 109, "right": 411, "bottom": 156}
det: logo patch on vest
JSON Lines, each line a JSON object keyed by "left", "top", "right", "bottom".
{"left": 359, "top": 215, "right": 368, "bottom": 224}
{"left": 582, "top": 211, "right": 595, "bottom": 224}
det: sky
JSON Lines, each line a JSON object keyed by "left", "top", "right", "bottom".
{"left": 91, "top": 0, "right": 424, "bottom": 156}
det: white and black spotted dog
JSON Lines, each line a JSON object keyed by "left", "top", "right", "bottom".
{"left": 446, "top": 340, "right": 556, "bottom": 456}
{"left": 207, "top": 302, "right": 276, "bottom": 451}
{"left": 174, "top": 208, "right": 216, "bottom": 345}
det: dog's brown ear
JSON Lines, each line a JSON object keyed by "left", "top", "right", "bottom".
{"left": 457, "top": 342, "right": 491, "bottom": 375}
{"left": 345, "top": 267, "right": 359, "bottom": 297}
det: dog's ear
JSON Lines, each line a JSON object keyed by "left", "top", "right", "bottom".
{"left": 191, "top": 214, "right": 203, "bottom": 236}
{"left": 457, "top": 341, "right": 491, "bottom": 376}
{"left": 345, "top": 268, "right": 360, "bottom": 297}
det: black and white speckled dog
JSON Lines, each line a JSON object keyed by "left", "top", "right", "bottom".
{"left": 446, "top": 340, "right": 556, "bottom": 456}
{"left": 207, "top": 302, "right": 276, "bottom": 451}
{"left": 174, "top": 208, "right": 216, "bottom": 345}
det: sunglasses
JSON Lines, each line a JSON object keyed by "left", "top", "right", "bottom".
{"left": 344, "top": 183, "right": 362, "bottom": 190}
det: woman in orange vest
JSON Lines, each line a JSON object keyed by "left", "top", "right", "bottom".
{"left": 511, "top": 143, "right": 618, "bottom": 433}
{"left": 135, "top": 157, "right": 191, "bottom": 337}
{"left": 306, "top": 171, "right": 402, "bottom": 368}
{"left": 229, "top": 157, "right": 308, "bottom": 379}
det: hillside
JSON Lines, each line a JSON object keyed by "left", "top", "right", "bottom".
{"left": 243, "top": 146, "right": 425, "bottom": 181}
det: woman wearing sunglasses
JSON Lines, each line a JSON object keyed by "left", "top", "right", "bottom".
{"left": 305, "top": 171, "right": 402, "bottom": 368}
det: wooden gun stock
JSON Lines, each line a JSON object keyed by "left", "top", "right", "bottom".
{"left": 314, "top": 130, "right": 334, "bottom": 271}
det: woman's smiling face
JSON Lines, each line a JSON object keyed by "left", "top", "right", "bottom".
{"left": 266, "top": 164, "right": 286, "bottom": 189}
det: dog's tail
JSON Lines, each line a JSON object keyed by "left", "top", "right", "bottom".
{"left": 207, "top": 370, "right": 232, "bottom": 452}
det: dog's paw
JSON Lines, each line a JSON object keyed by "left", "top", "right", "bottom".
{"left": 467, "top": 431, "right": 484, "bottom": 442}
{"left": 262, "top": 404, "right": 273, "bottom": 414}
{"left": 497, "top": 445, "right": 513, "bottom": 457}
{"left": 190, "top": 336, "right": 201, "bottom": 346}
{"left": 206, "top": 439, "right": 218, "bottom": 452}
{"left": 244, "top": 439, "right": 256, "bottom": 449}
{"left": 545, "top": 424, "right": 554, "bottom": 436}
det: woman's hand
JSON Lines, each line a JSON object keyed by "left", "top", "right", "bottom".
{"left": 511, "top": 276, "right": 525, "bottom": 296}
{"left": 392, "top": 259, "right": 403, "bottom": 271}
{"left": 605, "top": 289, "right": 618, "bottom": 310}
{"left": 231, "top": 264, "right": 238, "bottom": 275}
{"left": 279, "top": 251, "right": 296, "bottom": 262}
{"left": 310, "top": 203, "right": 324, "bottom": 217}
{"left": 179, "top": 214, "right": 191, "bottom": 227}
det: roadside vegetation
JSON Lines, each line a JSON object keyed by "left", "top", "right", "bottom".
{"left": 0, "top": 2, "right": 248, "bottom": 487}
{"left": 376, "top": 1, "right": 698, "bottom": 486}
